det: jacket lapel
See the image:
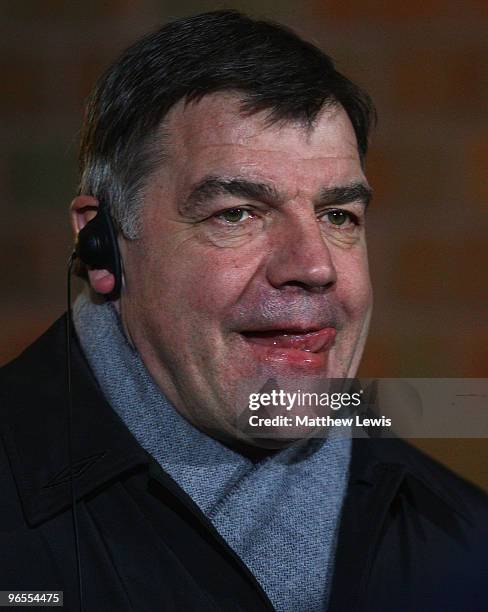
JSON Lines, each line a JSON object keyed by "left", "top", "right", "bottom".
{"left": 327, "top": 434, "right": 474, "bottom": 612}
{"left": 327, "top": 440, "right": 407, "bottom": 611}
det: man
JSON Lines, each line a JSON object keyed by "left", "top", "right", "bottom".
{"left": 1, "top": 10, "right": 486, "bottom": 612}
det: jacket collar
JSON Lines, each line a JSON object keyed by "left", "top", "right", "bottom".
{"left": 1, "top": 314, "right": 471, "bottom": 531}
{"left": 1, "top": 314, "right": 150, "bottom": 527}
{"left": 347, "top": 434, "right": 471, "bottom": 524}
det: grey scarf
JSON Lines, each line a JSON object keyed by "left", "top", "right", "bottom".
{"left": 73, "top": 292, "right": 351, "bottom": 611}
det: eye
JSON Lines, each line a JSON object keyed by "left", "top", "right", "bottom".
{"left": 216, "top": 208, "right": 252, "bottom": 223}
{"left": 323, "top": 209, "right": 358, "bottom": 228}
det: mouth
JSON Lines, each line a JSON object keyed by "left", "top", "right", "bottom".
{"left": 239, "top": 327, "right": 336, "bottom": 370}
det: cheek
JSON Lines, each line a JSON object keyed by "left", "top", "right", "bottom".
{"left": 167, "top": 251, "right": 261, "bottom": 316}
{"left": 333, "top": 248, "right": 372, "bottom": 317}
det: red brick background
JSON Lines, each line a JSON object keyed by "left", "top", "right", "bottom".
{"left": 1, "top": 1, "right": 487, "bottom": 487}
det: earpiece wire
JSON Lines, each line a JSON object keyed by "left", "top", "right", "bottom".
{"left": 66, "top": 252, "right": 84, "bottom": 612}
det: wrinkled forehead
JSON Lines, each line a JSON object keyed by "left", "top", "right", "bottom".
{"left": 160, "top": 92, "right": 364, "bottom": 193}
{"left": 165, "top": 91, "right": 360, "bottom": 159}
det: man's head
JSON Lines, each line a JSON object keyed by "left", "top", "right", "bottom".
{"left": 71, "top": 10, "right": 375, "bottom": 446}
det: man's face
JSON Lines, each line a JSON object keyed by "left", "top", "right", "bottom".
{"left": 120, "top": 92, "right": 373, "bottom": 444}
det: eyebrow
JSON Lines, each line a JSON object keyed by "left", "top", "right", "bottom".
{"left": 316, "top": 183, "right": 372, "bottom": 208}
{"left": 180, "top": 175, "right": 372, "bottom": 216}
{"left": 181, "top": 176, "right": 283, "bottom": 215}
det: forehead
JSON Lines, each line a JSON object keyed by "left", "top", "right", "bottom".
{"left": 161, "top": 92, "right": 364, "bottom": 191}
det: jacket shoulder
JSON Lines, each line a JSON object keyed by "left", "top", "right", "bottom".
{"left": 1, "top": 317, "right": 63, "bottom": 426}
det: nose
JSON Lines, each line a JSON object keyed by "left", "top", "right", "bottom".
{"left": 265, "top": 214, "right": 337, "bottom": 291}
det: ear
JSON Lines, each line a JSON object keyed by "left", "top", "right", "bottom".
{"left": 70, "top": 195, "right": 117, "bottom": 296}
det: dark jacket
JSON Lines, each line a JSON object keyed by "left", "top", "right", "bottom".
{"left": 1, "top": 316, "right": 487, "bottom": 612}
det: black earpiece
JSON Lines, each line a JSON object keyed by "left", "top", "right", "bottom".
{"left": 74, "top": 205, "right": 122, "bottom": 300}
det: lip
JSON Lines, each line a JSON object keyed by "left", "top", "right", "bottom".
{"left": 240, "top": 327, "right": 336, "bottom": 369}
